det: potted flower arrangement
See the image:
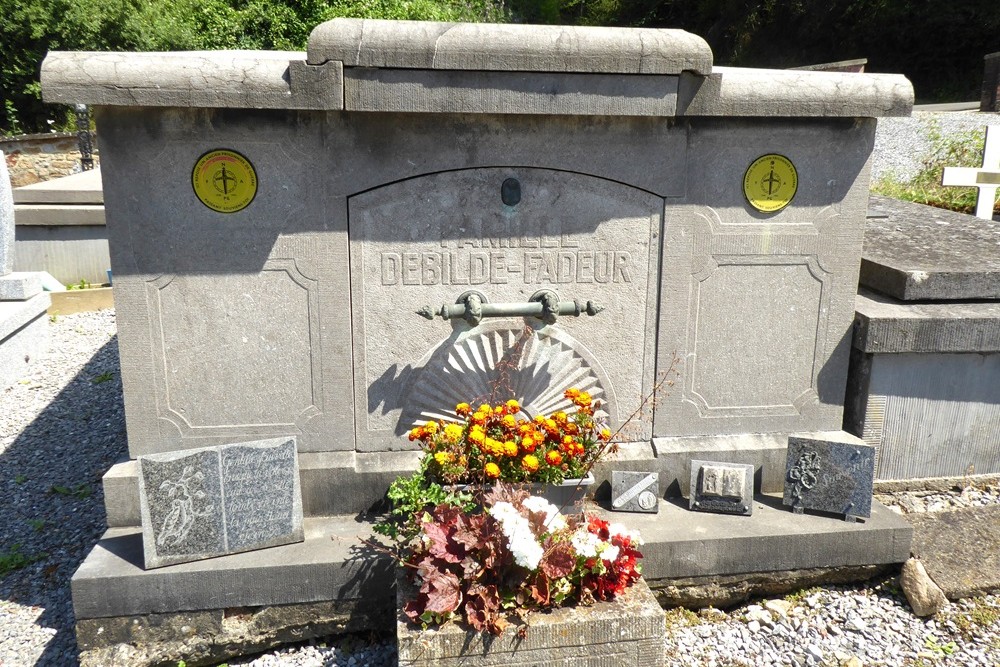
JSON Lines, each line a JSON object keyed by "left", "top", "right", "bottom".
{"left": 376, "top": 388, "right": 647, "bottom": 638}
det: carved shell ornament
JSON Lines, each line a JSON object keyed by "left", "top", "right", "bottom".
{"left": 399, "top": 323, "right": 613, "bottom": 435}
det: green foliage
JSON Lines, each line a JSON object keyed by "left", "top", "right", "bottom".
{"left": 872, "top": 124, "right": 994, "bottom": 215}
{"left": 0, "top": 544, "right": 46, "bottom": 577}
{"left": 49, "top": 482, "right": 93, "bottom": 498}
{"left": 14, "top": 473, "right": 27, "bottom": 484}
{"left": 91, "top": 371, "right": 115, "bottom": 384}
{"left": 374, "top": 458, "right": 474, "bottom": 542}
{"left": 27, "top": 518, "right": 46, "bottom": 531}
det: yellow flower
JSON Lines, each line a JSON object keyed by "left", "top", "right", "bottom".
{"left": 484, "top": 462, "right": 501, "bottom": 478}
{"left": 521, "top": 435, "right": 536, "bottom": 453}
{"left": 471, "top": 411, "right": 488, "bottom": 426}
{"left": 455, "top": 402, "right": 472, "bottom": 416}
{"left": 599, "top": 428, "right": 612, "bottom": 441}
{"left": 575, "top": 392, "right": 592, "bottom": 408}
{"left": 423, "top": 421, "right": 439, "bottom": 434}
{"left": 505, "top": 399, "right": 520, "bottom": 413}
{"left": 503, "top": 440, "right": 518, "bottom": 457}
{"left": 444, "top": 423, "right": 464, "bottom": 443}
{"left": 478, "top": 404, "right": 493, "bottom": 415}
{"left": 433, "top": 451, "right": 453, "bottom": 465}
{"left": 521, "top": 455, "right": 539, "bottom": 473}
{"left": 564, "top": 388, "right": 580, "bottom": 400}
{"left": 469, "top": 429, "right": 485, "bottom": 445}
{"left": 501, "top": 415, "right": 517, "bottom": 431}
{"left": 553, "top": 411, "right": 568, "bottom": 424}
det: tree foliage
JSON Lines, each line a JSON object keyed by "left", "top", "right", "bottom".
{"left": 3, "top": 0, "right": 1000, "bottom": 134}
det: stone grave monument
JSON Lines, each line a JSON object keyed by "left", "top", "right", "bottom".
{"left": 847, "top": 195, "right": 1000, "bottom": 481}
{"left": 43, "top": 19, "right": 915, "bottom": 664}
{"left": 0, "top": 155, "right": 50, "bottom": 388}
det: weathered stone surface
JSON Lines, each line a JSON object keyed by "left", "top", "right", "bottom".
{"left": 677, "top": 68, "right": 913, "bottom": 117}
{"left": 41, "top": 52, "right": 343, "bottom": 110}
{"left": 12, "top": 167, "right": 104, "bottom": 204}
{"left": 345, "top": 68, "right": 679, "bottom": 116}
{"left": 647, "top": 434, "right": 787, "bottom": 497}
{"left": 861, "top": 195, "right": 1000, "bottom": 300}
{"left": 77, "top": 599, "right": 392, "bottom": 667}
{"left": 396, "top": 575, "right": 665, "bottom": 666}
{"left": 690, "top": 460, "right": 754, "bottom": 516}
{"left": 783, "top": 432, "right": 875, "bottom": 519}
{"left": 900, "top": 558, "right": 948, "bottom": 617}
{"left": 308, "top": 18, "right": 712, "bottom": 75}
{"left": 854, "top": 288, "right": 1000, "bottom": 354}
{"left": 0, "top": 272, "right": 42, "bottom": 300}
{"left": 982, "top": 52, "right": 1000, "bottom": 113}
{"left": 0, "top": 156, "right": 13, "bottom": 276}
{"left": 0, "top": 292, "right": 50, "bottom": 389}
{"left": 649, "top": 564, "right": 892, "bottom": 609}
{"left": 138, "top": 437, "right": 303, "bottom": 568}
{"left": 907, "top": 505, "right": 1000, "bottom": 600}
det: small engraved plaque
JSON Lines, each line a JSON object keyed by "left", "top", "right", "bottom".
{"left": 783, "top": 435, "right": 875, "bottom": 520}
{"left": 689, "top": 460, "right": 754, "bottom": 516}
{"left": 138, "top": 437, "right": 303, "bottom": 569}
{"left": 611, "top": 471, "right": 659, "bottom": 513}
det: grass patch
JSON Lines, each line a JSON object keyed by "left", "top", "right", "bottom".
{"left": 49, "top": 483, "right": 92, "bottom": 499}
{"left": 663, "top": 607, "right": 701, "bottom": 628}
{"left": 872, "top": 123, "right": 997, "bottom": 216}
{"left": 0, "top": 544, "right": 46, "bottom": 577}
{"left": 91, "top": 371, "right": 115, "bottom": 384}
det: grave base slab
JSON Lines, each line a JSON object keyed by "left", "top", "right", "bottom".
{"left": 72, "top": 498, "right": 911, "bottom": 663}
{"left": 0, "top": 291, "right": 50, "bottom": 388}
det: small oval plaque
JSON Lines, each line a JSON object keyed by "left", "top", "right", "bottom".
{"left": 192, "top": 149, "right": 258, "bottom": 213}
{"left": 501, "top": 178, "right": 521, "bottom": 206}
{"left": 743, "top": 154, "right": 797, "bottom": 213}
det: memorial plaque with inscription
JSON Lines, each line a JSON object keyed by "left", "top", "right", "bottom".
{"left": 782, "top": 435, "right": 875, "bottom": 521}
{"left": 138, "top": 437, "right": 303, "bottom": 568}
{"left": 349, "top": 168, "right": 663, "bottom": 451}
{"left": 689, "top": 460, "right": 754, "bottom": 516}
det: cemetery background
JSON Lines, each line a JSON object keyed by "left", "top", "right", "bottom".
{"left": 1, "top": 15, "right": 1000, "bottom": 667}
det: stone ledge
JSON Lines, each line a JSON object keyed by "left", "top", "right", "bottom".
{"left": 678, "top": 68, "right": 913, "bottom": 118}
{"left": 854, "top": 289, "right": 1000, "bottom": 353}
{"left": 14, "top": 203, "right": 106, "bottom": 226}
{"left": 308, "top": 18, "right": 712, "bottom": 75}
{"left": 12, "top": 169, "right": 104, "bottom": 204}
{"left": 41, "top": 52, "right": 343, "bottom": 110}
{"left": 0, "top": 291, "right": 50, "bottom": 340}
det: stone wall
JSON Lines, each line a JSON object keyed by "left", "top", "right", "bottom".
{"left": 983, "top": 52, "right": 1000, "bottom": 113}
{"left": 0, "top": 132, "right": 99, "bottom": 187}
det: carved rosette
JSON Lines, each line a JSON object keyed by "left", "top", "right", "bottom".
{"left": 400, "top": 324, "right": 614, "bottom": 434}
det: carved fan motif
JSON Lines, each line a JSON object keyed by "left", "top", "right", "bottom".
{"left": 400, "top": 326, "right": 611, "bottom": 433}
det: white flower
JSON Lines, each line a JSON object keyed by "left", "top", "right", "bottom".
{"left": 522, "top": 495, "right": 567, "bottom": 531}
{"left": 571, "top": 529, "right": 601, "bottom": 558}
{"left": 600, "top": 544, "right": 620, "bottom": 562}
{"left": 489, "top": 502, "right": 544, "bottom": 570}
{"left": 608, "top": 522, "right": 644, "bottom": 546}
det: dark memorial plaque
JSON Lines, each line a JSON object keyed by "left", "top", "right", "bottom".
{"left": 782, "top": 434, "right": 875, "bottom": 521}
{"left": 689, "top": 460, "right": 754, "bottom": 516}
{"left": 138, "top": 437, "right": 303, "bottom": 568}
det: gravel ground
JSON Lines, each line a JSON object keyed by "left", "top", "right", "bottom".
{"left": 3, "top": 313, "right": 1000, "bottom": 667}
{"left": 872, "top": 110, "right": 1000, "bottom": 183}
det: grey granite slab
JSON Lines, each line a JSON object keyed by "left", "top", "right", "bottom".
{"left": 861, "top": 195, "right": 1000, "bottom": 300}
{"left": 783, "top": 432, "right": 875, "bottom": 520}
{"left": 0, "top": 157, "right": 13, "bottom": 276}
{"left": 907, "top": 505, "right": 1000, "bottom": 599}
{"left": 138, "top": 437, "right": 303, "bottom": 569}
{"left": 689, "top": 460, "right": 754, "bottom": 516}
{"left": 12, "top": 168, "right": 104, "bottom": 204}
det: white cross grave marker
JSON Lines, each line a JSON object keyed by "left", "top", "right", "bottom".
{"left": 941, "top": 125, "right": 1000, "bottom": 220}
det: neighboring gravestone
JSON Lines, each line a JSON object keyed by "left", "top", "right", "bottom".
{"left": 138, "top": 437, "right": 303, "bottom": 568}
{"left": 689, "top": 460, "right": 754, "bottom": 516}
{"left": 0, "top": 157, "right": 42, "bottom": 300}
{"left": 783, "top": 433, "right": 874, "bottom": 521}
{"left": 982, "top": 52, "right": 999, "bottom": 113}
{"left": 611, "top": 471, "right": 659, "bottom": 513}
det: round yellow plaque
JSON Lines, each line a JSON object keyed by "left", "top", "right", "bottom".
{"left": 743, "top": 154, "right": 798, "bottom": 213}
{"left": 191, "top": 149, "right": 258, "bottom": 213}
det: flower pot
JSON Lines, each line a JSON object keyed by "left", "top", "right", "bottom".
{"left": 529, "top": 472, "right": 595, "bottom": 513}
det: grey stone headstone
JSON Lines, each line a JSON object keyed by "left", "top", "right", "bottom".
{"left": 611, "top": 471, "right": 659, "bottom": 513}
{"left": 0, "top": 156, "right": 13, "bottom": 276}
{"left": 138, "top": 437, "right": 303, "bottom": 569}
{"left": 782, "top": 434, "right": 875, "bottom": 520}
{"left": 689, "top": 460, "right": 754, "bottom": 516}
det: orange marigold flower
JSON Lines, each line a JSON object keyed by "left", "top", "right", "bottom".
{"left": 505, "top": 399, "right": 520, "bottom": 413}
{"left": 544, "top": 418, "right": 558, "bottom": 433}
{"left": 564, "top": 388, "right": 581, "bottom": 400}
{"left": 501, "top": 415, "right": 517, "bottom": 430}
{"left": 534, "top": 414, "right": 547, "bottom": 425}
{"left": 423, "top": 421, "right": 439, "bottom": 434}
{"left": 484, "top": 462, "right": 501, "bottom": 478}
{"left": 408, "top": 427, "right": 421, "bottom": 441}
{"left": 444, "top": 423, "right": 464, "bottom": 442}
{"left": 484, "top": 438, "right": 503, "bottom": 456}
{"left": 522, "top": 455, "right": 539, "bottom": 473}
{"left": 564, "top": 422, "right": 579, "bottom": 436}
{"left": 469, "top": 429, "right": 485, "bottom": 445}
{"left": 503, "top": 440, "right": 518, "bottom": 457}
{"left": 521, "top": 435, "right": 537, "bottom": 453}
{"left": 477, "top": 403, "right": 493, "bottom": 415}
{"left": 545, "top": 450, "right": 563, "bottom": 466}
{"left": 574, "top": 392, "right": 592, "bottom": 407}
{"left": 455, "top": 402, "right": 472, "bottom": 416}
{"left": 553, "top": 411, "right": 568, "bottom": 424}
{"left": 599, "top": 428, "right": 612, "bottom": 441}
{"left": 471, "top": 411, "right": 488, "bottom": 426}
